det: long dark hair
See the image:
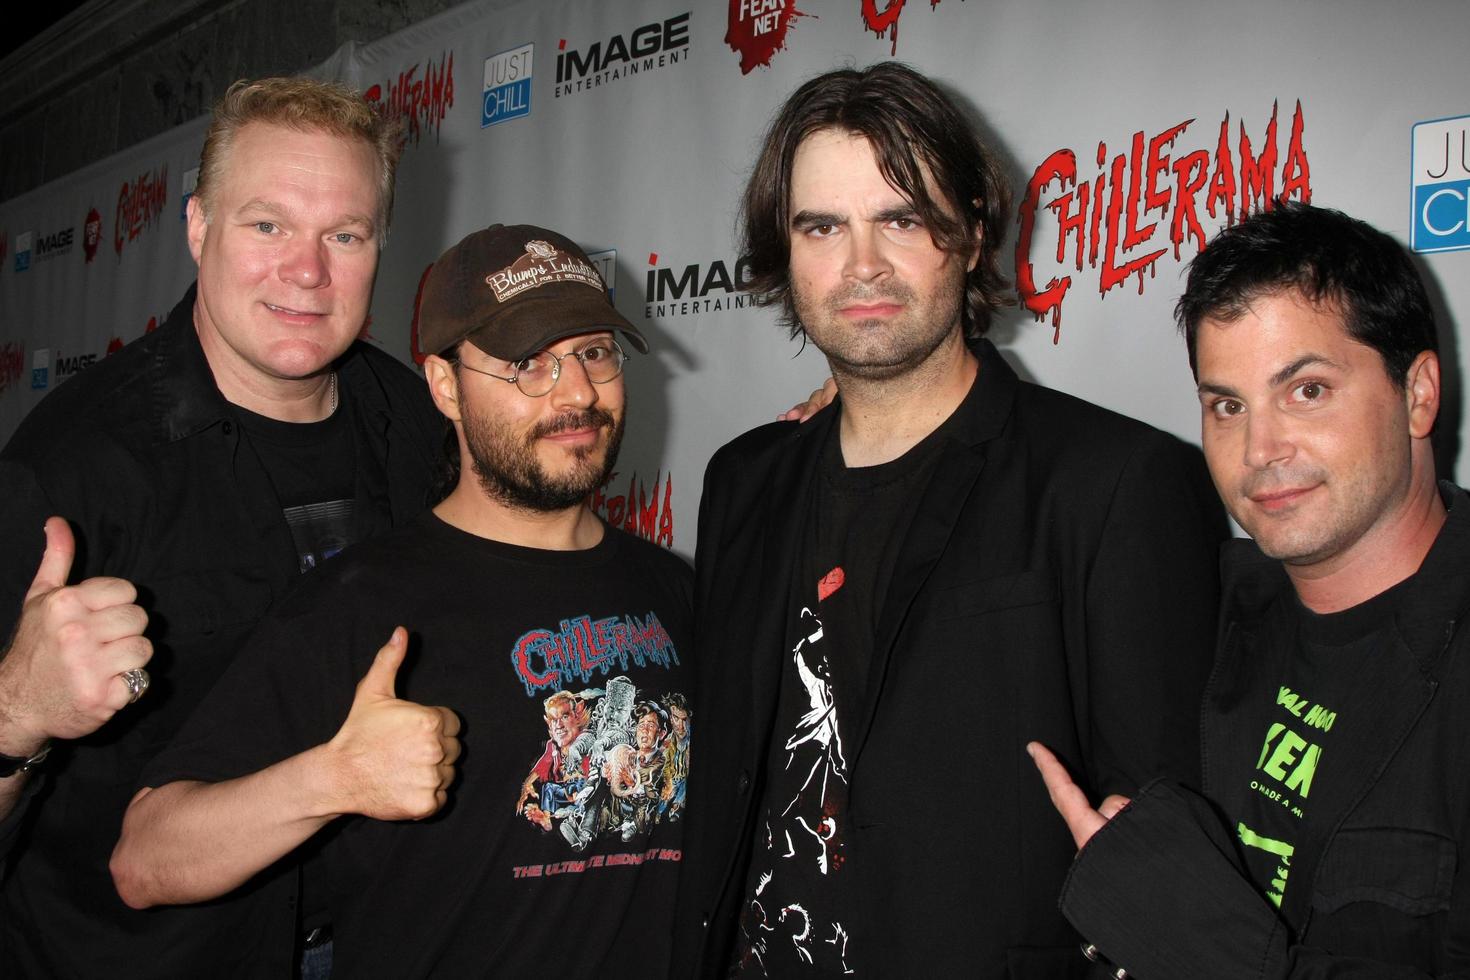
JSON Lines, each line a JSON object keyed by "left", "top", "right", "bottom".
{"left": 740, "top": 61, "right": 1012, "bottom": 339}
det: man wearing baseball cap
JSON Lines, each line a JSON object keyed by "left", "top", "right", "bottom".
{"left": 110, "top": 224, "right": 694, "bottom": 977}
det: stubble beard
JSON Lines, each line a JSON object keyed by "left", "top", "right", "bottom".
{"left": 792, "top": 268, "right": 967, "bottom": 384}
{"left": 1229, "top": 457, "right": 1405, "bottom": 569}
{"left": 463, "top": 403, "right": 625, "bottom": 513}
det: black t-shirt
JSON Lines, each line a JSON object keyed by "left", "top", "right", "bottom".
{"left": 1223, "top": 580, "right": 1407, "bottom": 909}
{"left": 235, "top": 397, "right": 357, "bottom": 573}
{"left": 732, "top": 395, "right": 959, "bottom": 976}
{"left": 144, "top": 513, "right": 694, "bottom": 978}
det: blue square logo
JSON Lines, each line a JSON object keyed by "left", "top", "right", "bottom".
{"left": 31, "top": 348, "right": 48, "bottom": 390}
{"left": 1411, "top": 115, "right": 1470, "bottom": 253}
{"left": 483, "top": 43, "right": 534, "bottom": 128}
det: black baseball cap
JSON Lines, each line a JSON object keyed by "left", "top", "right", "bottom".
{"left": 418, "top": 224, "right": 647, "bottom": 359}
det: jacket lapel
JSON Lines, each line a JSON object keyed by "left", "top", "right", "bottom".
{"left": 749, "top": 409, "right": 834, "bottom": 744}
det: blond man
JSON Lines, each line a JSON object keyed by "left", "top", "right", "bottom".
{"left": 0, "top": 77, "right": 442, "bottom": 977}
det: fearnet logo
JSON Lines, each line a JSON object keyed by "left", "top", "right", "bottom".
{"left": 483, "top": 43, "right": 532, "bottom": 127}
{"left": 367, "top": 51, "right": 456, "bottom": 144}
{"left": 726, "top": 0, "right": 810, "bottom": 74}
{"left": 1016, "top": 102, "right": 1312, "bottom": 338}
{"left": 555, "top": 13, "right": 689, "bottom": 98}
{"left": 83, "top": 208, "right": 102, "bottom": 263}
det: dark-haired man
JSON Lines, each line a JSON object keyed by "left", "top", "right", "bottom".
{"left": 111, "top": 225, "right": 695, "bottom": 977}
{"left": 675, "top": 61, "right": 1227, "bottom": 976}
{"left": 1032, "top": 202, "right": 1470, "bottom": 978}
{"left": 0, "top": 77, "right": 443, "bottom": 977}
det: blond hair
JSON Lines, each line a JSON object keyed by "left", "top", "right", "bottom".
{"left": 195, "top": 77, "right": 404, "bottom": 245}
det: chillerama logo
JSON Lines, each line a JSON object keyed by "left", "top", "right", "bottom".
{"left": 1016, "top": 101, "right": 1311, "bottom": 339}
{"left": 512, "top": 609, "right": 680, "bottom": 697}
{"left": 0, "top": 342, "right": 23, "bottom": 396}
{"left": 13, "top": 232, "right": 32, "bottom": 273}
{"left": 590, "top": 469, "right": 674, "bottom": 548}
{"left": 726, "top": 0, "right": 811, "bottom": 74}
{"left": 555, "top": 12, "right": 689, "bottom": 98}
{"left": 368, "top": 51, "right": 456, "bottom": 144}
{"left": 861, "top": 0, "right": 963, "bottom": 54}
{"left": 483, "top": 43, "right": 532, "bottom": 127}
{"left": 83, "top": 208, "right": 102, "bottom": 263}
{"left": 115, "top": 164, "right": 168, "bottom": 259}
{"left": 1411, "top": 114, "right": 1470, "bottom": 254}
{"left": 644, "top": 251, "right": 754, "bottom": 319}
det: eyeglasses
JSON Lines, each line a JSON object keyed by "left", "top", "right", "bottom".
{"left": 453, "top": 338, "right": 626, "bottom": 397}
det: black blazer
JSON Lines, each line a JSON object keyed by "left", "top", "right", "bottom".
{"left": 674, "top": 340, "right": 1226, "bottom": 978}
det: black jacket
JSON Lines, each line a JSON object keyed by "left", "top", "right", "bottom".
{"left": 1060, "top": 484, "right": 1470, "bottom": 980}
{"left": 0, "top": 286, "right": 443, "bottom": 978}
{"left": 674, "top": 340, "right": 1225, "bottom": 978}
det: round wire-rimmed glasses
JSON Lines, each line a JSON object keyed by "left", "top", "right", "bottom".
{"left": 453, "top": 338, "right": 626, "bottom": 397}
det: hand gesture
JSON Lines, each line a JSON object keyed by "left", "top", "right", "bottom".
{"left": 325, "top": 628, "right": 460, "bottom": 821}
{"left": 0, "top": 517, "right": 152, "bottom": 751}
{"left": 778, "top": 377, "right": 838, "bottom": 422}
{"left": 1026, "top": 741, "right": 1131, "bottom": 851}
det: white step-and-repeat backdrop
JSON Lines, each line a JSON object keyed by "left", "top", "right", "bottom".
{"left": 3, "top": 0, "right": 1468, "bottom": 557}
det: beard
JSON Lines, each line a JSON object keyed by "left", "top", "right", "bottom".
{"left": 462, "top": 402, "right": 624, "bottom": 513}
{"left": 792, "top": 268, "right": 966, "bottom": 382}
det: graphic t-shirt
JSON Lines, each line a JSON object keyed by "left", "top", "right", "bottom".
{"left": 732, "top": 404, "right": 955, "bottom": 976}
{"left": 1224, "top": 581, "right": 1404, "bottom": 909}
{"left": 143, "top": 513, "right": 694, "bottom": 978}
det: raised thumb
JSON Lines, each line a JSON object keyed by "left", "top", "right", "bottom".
{"left": 25, "top": 517, "right": 76, "bottom": 600}
{"left": 357, "top": 626, "right": 408, "bottom": 700}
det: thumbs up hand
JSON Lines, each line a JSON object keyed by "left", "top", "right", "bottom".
{"left": 0, "top": 517, "right": 152, "bottom": 754}
{"left": 323, "top": 628, "right": 461, "bottom": 821}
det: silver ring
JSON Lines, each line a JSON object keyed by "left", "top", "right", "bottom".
{"left": 120, "top": 668, "right": 150, "bottom": 704}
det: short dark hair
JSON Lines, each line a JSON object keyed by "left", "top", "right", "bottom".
{"left": 633, "top": 701, "right": 667, "bottom": 733}
{"left": 1177, "top": 202, "right": 1437, "bottom": 387}
{"left": 740, "top": 62, "right": 1012, "bottom": 340}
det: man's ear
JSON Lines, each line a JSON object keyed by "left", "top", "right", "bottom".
{"left": 186, "top": 196, "right": 209, "bottom": 266}
{"left": 423, "top": 354, "right": 463, "bottom": 423}
{"left": 1405, "top": 350, "right": 1441, "bottom": 440}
